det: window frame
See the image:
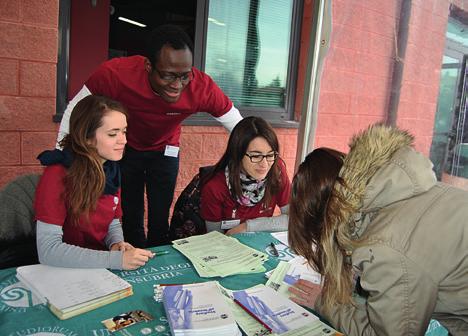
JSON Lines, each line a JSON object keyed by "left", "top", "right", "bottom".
{"left": 54, "top": 0, "right": 71, "bottom": 122}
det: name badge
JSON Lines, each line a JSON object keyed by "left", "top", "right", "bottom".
{"left": 221, "top": 219, "right": 240, "bottom": 230}
{"left": 164, "top": 145, "right": 179, "bottom": 158}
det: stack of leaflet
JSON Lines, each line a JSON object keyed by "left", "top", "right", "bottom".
{"left": 16, "top": 264, "right": 132, "bottom": 320}
{"left": 232, "top": 285, "right": 343, "bottom": 335}
{"left": 162, "top": 281, "right": 241, "bottom": 336}
{"left": 172, "top": 231, "right": 268, "bottom": 277}
{"left": 266, "top": 256, "right": 322, "bottom": 297}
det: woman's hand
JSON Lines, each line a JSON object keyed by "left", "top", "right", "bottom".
{"left": 110, "top": 241, "right": 134, "bottom": 252}
{"left": 226, "top": 222, "right": 247, "bottom": 235}
{"left": 122, "top": 248, "right": 155, "bottom": 270}
{"left": 288, "top": 279, "right": 322, "bottom": 309}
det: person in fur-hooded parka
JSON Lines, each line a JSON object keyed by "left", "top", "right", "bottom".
{"left": 288, "top": 124, "right": 468, "bottom": 336}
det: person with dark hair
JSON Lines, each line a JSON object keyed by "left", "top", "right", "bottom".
{"left": 287, "top": 124, "right": 468, "bottom": 335}
{"left": 200, "top": 117, "right": 290, "bottom": 234}
{"left": 57, "top": 24, "right": 242, "bottom": 248}
{"left": 35, "top": 95, "right": 154, "bottom": 270}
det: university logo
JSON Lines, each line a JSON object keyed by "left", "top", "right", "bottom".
{"left": 14, "top": 332, "right": 65, "bottom": 336}
{"left": 7, "top": 328, "right": 77, "bottom": 336}
{"left": 0, "top": 278, "right": 45, "bottom": 312}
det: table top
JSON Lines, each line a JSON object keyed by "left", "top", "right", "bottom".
{"left": 0, "top": 232, "right": 448, "bottom": 336}
{"left": 0, "top": 232, "right": 292, "bottom": 336}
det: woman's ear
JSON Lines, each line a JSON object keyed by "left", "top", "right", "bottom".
{"left": 144, "top": 58, "right": 152, "bottom": 73}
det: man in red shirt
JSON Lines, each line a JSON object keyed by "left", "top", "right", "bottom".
{"left": 57, "top": 25, "right": 242, "bottom": 247}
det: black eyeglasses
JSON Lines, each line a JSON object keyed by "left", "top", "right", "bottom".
{"left": 245, "top": 152, "right": 278, "bottom": 163}
{"left": 154, "top": 69, "right": 193, "bottom": 83}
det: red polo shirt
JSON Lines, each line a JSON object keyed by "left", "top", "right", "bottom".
{"left": 34, "top": 165, "right": 122, "bottom": 250}
{"left": 200, "top": 160, "right": 291, "bottom": 223}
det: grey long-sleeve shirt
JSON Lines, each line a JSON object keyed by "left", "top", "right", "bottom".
{"left": 36, "top": 219, "right": 124, "bottom": 269}
{"left": 206, "top": 205, "right": 289, "bottom": 233}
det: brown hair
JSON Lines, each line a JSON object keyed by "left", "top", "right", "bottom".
{"left": 59, "top": 95, "right": 127, "bottom": 225}
{"left": 205, "top": 116, "right": 282, "bottom": 206}
{"left": 288, "top": 147, "right": 355, "bottom": 311}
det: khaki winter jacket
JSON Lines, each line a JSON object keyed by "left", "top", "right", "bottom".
{"left": 315, "top": 125, "right": 468, "bottom": 335}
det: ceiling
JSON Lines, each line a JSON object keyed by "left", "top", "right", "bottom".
{"left": 109, "top": 0, "right": 197, "bottom": 56}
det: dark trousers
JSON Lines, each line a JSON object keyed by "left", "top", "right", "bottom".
{"left": 120, "top": 146, "right": 179, "bottom": 248}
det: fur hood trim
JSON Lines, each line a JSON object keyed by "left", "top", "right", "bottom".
{"left": 333, "top": 124, "right": 414, "bottom": 241}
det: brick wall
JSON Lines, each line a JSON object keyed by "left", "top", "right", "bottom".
{"left": 0, "top": 0, "right": 59, "bottom": 187}
{"left": 316, "top": 0, "right": 452, "bottom": 155}
{"left": 0, "top": 0, "right": 459, "bottom": 190}
{"left": 397, "top": 0, "right": 450, "bottom": 155}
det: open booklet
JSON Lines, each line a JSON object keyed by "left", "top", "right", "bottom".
{"left": 16, "top": 264, "right": 132, "bottom": 320}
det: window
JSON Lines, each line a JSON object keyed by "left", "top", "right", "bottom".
{"left": 55, "top": 0, "right": 302, "bottom": 126}
{"left": 204, "top": 0, "right": 296, "bottom": 121}
{"left": 430, "top": 11, "right": 468, "bottom": 183}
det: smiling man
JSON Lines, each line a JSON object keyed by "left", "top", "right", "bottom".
{"left": 57, "top": 25, "right": 242, "bottom": 248}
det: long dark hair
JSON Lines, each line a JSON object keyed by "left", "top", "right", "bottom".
{"left": 288, "top": 148, "right": 354, "bottom": 310}
{"left": 205, "top": 116, "right": 282, "bottom": 206}
{"left": 60, "top": 95, "right": 127, "bottom": 225}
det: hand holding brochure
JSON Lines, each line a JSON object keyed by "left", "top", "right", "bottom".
{"left": 266, "top": 256, "right": 321, "bottom": 297}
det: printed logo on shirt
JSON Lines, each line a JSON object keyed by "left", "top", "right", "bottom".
{"left": 113, "top": 196, "right": 119, "bottom": 211}
{"left": 259, "top": 206, "right": 272, "bottom": 214}
{"left": 0, "top": 278, "right": 46, "bottom": 313}
{"left": 166, "top": 112, "right": 181, "bottom": 115}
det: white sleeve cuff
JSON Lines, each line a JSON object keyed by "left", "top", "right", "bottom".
{"left": 214, "top": 105, "right": 243, "bottom": 132}
{"left": 56, "top": 85, "right": 92, "bottom": 148}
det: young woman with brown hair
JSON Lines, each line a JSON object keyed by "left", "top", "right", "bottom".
{"left": 34, "top": 95, "right": 153, "bottom": 270}
{"left": 200, "top": 116, "right": 291, "bottom": 234}
{"left": 288, "top": 124, "right": 468, "bottom": 335}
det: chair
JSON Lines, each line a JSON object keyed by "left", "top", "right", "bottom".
{"left": 0, "top": 174, "right": 41, "bottom": 269}
{"left": 168, "top": 166, "right": 212, "bottom": 241}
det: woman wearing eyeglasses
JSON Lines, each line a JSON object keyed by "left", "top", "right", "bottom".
{"left": 200, "top": 117, "right": 291, "bottom": 235}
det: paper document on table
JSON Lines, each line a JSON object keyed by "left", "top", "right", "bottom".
{"left": 172, "top": 231, "right": 268, "bottom": 277}
{"left": 16, "top": 264, "right": 132, "bottom": 319}
{"left": 279, "top": 322, "right": 344, "bottom": 336}
{"left": 232, "top": 285, "right": 319, "bottom": 334}
{"left": 218, "top": 284, "right": 271, "bottom": 336}
{"left": 271, "top": 231, "right": 289, "bottom": 247}
{"left": 162, "top": 281, "right": 240, "bottom": 336}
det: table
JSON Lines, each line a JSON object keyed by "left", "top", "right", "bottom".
{"left": 0, "top": 232, "right": 448, "bottom": 336}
